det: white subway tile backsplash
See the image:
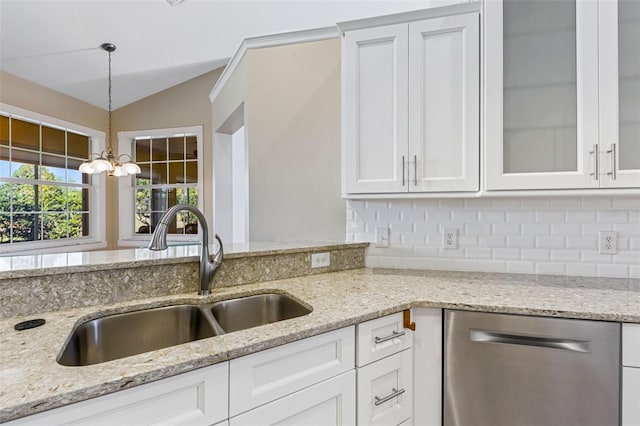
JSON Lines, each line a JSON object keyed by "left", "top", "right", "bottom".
{"left": 613, "top": 223, "right": 640, "bottom": 235}
{"left": 551, "top": 249, "right": 581, "bottom": 262}
{"left": 612, "top": 197, "right": 640, "bottom": 209}
{"left": 597, "top": 211, "right": 629, "bottom": 224}
{"left": 493, "top": 247, "right": 521, "bottom": 260}
{"left": 566, "top": 211, "right": 597, "bottom": 223}
{"left": 507, "top": 261, "right": 536, "bottom": 274}
{"left": 551, "top": 223, "right": 581, "bottom": 236}
{"left": 550, "top": 198, "right": 581, "bottom": 210}
{"left": 492, "top": 223, "right": 521, "bottom": 235}
{"left": 535, "top": 262, "right": 566, "bottom": 275}
{"left": 465, "top": 247, "right": 493, "bottom": 259}
{"left": 535, "top": 211, "right": 566, "bottom": 224}
{"left": 566, "top": 263, "right": 598, "bottom": 276}
{"left": 597, "top": 264, "right": 629, "bottom": 278}
{"left": 522, "top": 224, "right": 550, "bottom": 235}
{"left": 347, "top": 196, "right": 638, "bottom": 278}
{"left": 582, "top": 197, "right": 613, "bottom": 209}
{"left": 521, "top": 249, "right": 550, "bottom": 261}
{"left": 507, "top": 235, "right": 536, "bottom": 248}
{"left": 480, "top": 235, "right": 507, "bottom": 248}
{"left": 535, "top": 236, "right": 566, "bottom": 249}
{"left": 566, "top": 236, "right": 597, "bottom": 250}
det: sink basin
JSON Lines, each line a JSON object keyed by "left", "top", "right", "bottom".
{"left": 58, "top": 293, "right": 311, "bottom": 366}
{"left": 58, "top": 305, "right": 216, "bottom": 366}
{"left": 210, "top": 293, "right": 312, "bottom": 333}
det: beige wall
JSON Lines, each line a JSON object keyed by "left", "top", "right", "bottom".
{"left": 112, "top": 68, "right": 223, "bottom": 248}
{"left": 0, "top": 70, "right": 106, "bottom": 133}
{"left": 246, "top": 38, "right": 344, "bottom": 241}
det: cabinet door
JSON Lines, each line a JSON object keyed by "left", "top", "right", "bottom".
{"left": 230, "top": 371, "right": 356, "bottom": 426}
{"left": 484, "top": 0, "right": 599, "bottom": 190}
{"left": 408, "top": 13, "right": 479, "bottom": 192}
{"left": 357, "top": 350, "right": 413, "bottom": 426}
{"left": 7, "top": 363, "right": 229, "bottom": 426}
{"left": 229, "top": 326, "right": 355, "bottom": 417}
{"left": 598, "top": 0, "right": 640, "bottom": 188}
{"left": 622, "top": 367, "right": 640, "bottom": 426}
{"left": 343, "top": 24, "right": 408, "bottom": 194}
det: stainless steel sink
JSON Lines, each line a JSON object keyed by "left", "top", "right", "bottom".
{"left": 57, "top": 293, "right": 311, "bottom": 366}
{"left": 57, "top": 305, "right": 216, "bottom": 366}
{"left": 210, "top": 293, "right": 312, "bottom": 333}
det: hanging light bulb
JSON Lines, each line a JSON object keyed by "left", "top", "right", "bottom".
{"left": 79, "top": 43, "right": 140, "bottom": 177}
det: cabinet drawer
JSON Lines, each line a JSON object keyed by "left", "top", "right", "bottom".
{"left": 623, "top": 367, "right": 640, "bottom": 426}
{"left": 229, "top": 326, "right": 355, "bottom": 416}
{"left": 8, "top": 363, "right": 229, "bottom": 426}
{"left": 623, "top": 323, "right": 640, "bottom": 367}
{"left": 357, "top": 312, "right": 413, "bottom": 367}
{"left": 230, "top": 370, "right": 356, "bottom": 426}
{"left": 357, "top": 349, "right": 413, "bottom": 426}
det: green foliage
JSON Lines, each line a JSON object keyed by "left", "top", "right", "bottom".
{"left": 0, "top": 164, "right": 86, "bottom": 243}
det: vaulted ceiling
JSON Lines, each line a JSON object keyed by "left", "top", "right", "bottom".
{"left": 0, "top": 0, "right": 436, "bottom": 109}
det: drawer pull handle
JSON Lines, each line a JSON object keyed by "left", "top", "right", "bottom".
{"left": 374, "top": 330, "right": 405, "bottom": 344}
{"left": 374, "top": 387, "right": 406, "bottom": 406}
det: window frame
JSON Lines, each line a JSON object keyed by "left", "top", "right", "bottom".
{"left": 117, "top": 126, "right": 204, "bottom": 247}
{"left": 0, "top": 103, "right": 107, "bottom": 255}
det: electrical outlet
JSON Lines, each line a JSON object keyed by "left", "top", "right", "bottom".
{"left": 442, "top": 228, "right": 458, "bottom": 249}
{"left": 311, "top": 252, "right": 330, "bottom": 268}
{"left": 598, "top": 231, "right": 617, "bottom": 254}
{"left": 375, "top": 227, "right": 390, "bottom": 248}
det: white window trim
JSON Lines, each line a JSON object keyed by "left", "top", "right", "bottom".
{"left": 0, "top": 103, "right": 107, "bottom": 255}
{"left": 117, "top": 126, "right": 204, "bottom": 247}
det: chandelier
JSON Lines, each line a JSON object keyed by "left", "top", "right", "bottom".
{"left": 79, "top": 43, "right": 141, "bottom": 177}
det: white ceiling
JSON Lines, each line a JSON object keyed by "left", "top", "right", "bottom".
{"left": 0, "top": 0, "right": 438, "bottom": 110}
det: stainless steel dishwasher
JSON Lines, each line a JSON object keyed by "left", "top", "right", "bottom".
{"left": 444, "top": 310, "right": 620, "bottom": 426}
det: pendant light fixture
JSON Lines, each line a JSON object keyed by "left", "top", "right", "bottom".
{"left": 79, "top": 43, "right": 141, "bottom": 177}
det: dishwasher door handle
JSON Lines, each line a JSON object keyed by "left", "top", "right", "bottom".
{"left": 469, "top": 329, "right": 591, "bottom": 353}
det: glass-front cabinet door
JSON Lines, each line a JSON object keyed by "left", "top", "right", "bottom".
{"left": 599, "top": 0, "right": 640, "bottom": 188}
{"left": 485, "top": 0, "right": 599, "bottom": 190}
{"left": 484, "top": 0, "right": 639, "bottom": 190}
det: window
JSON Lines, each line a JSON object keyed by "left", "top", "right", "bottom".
{"left": 0, "top": 104, "right": 106, "bottom": 254}
{"left": 118, "top": 126, "right": 203, "bottom": 246}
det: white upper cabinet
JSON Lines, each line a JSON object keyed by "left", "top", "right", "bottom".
{"left": 409, "top": 13, "right": 480, "bottom": 192}
{"left": 485, "top": 0, "right": 640, "bottom": 190}
{"left": 598, "top": 0, "right": 640, "bottom": 188}
{"left": 343, "top": 24, "right": 408, "bottom": 194}
{"left": 341, "top": 5, "right": 480, "bottom": 195}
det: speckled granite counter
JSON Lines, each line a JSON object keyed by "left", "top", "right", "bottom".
{"left": 2, "top": 268, "right": 640, "bottom": 422}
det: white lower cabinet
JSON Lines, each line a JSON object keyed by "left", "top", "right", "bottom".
{"left": 7, "top": 362, "right": 229, "bottom": 426}
{"left": 623, "top": 324, "right": 640, "bottom": 426}
{"left": 623, "top": 367, "right": 640, "bottom": 426}
{"left": 357, "top": 350, "right": 413, "bottom": 426}
{"left": 230, "top": 371, "right": 356, "bottom": 426}
{"left": 229, "top": 326, "right": 355, "bottom": 417}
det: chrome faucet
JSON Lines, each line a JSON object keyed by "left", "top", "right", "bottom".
{"left": 148, "top": 205, "right": 223, "bottom": 296}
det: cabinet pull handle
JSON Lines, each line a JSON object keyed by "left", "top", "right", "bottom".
{"left": 374, "top": 330, "right": 406, "bottom": 344}
{"left": 470, "top": 329, "right": 590, "bottom": 353}
{"left": 374, "top": 387, "right": 406, "bottom": 406}
{"left": 606, "top": 143, "right": 617, "bottom": 180}
{"left": 589, "top": 144, "right": 599, "bottom": 181}
{"left": 402, "top": 155, "right": 405, "bottom": 186}
{"left": 413, "top": 155, "right": 417, "bottom": 186}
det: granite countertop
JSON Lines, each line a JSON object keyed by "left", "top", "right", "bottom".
{"left": 2, "top": 268, "right": 640, "bottom": 422}
{"left": 0, "top": 241, "right": 364, "bottom": 279}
